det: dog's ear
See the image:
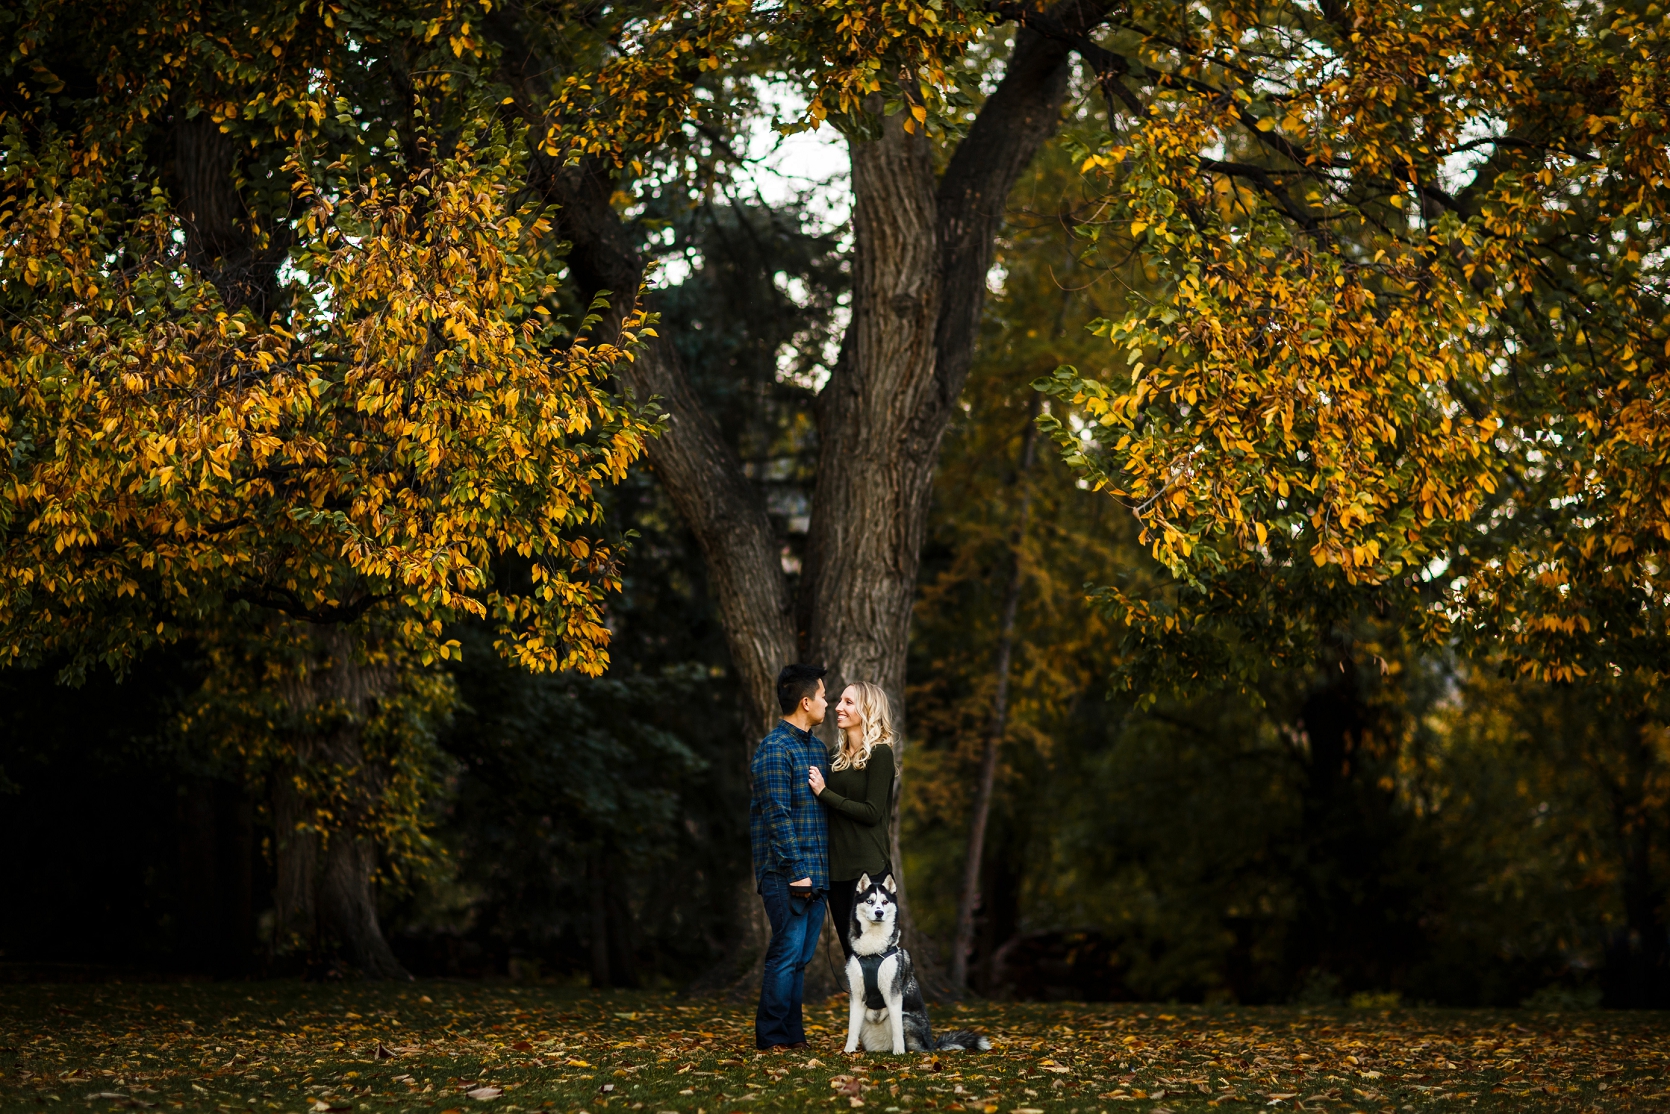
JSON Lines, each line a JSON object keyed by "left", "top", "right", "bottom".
{"left": 883, "top": 873, "right": 897, "bottom": 893}
{"left": 856, "top": 873, "right": 871, "bottom": 893}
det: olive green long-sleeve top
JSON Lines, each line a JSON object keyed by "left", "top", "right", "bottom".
{"left": 817, "top": 742, "right": 895, "bottom": 882}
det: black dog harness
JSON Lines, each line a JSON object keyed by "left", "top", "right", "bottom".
{"left": 856, "top": 945, "right": 900, "bottom": 1009}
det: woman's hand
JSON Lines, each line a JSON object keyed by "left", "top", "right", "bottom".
{"left": 808, "top": 766, "right": 826, "bottom": 795}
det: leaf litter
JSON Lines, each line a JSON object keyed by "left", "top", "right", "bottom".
{"left": 0, "top": 984, "right": 1663, "bottom": 1113}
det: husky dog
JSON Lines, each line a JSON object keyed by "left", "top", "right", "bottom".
{"left": 843, "top": 873, "right": 991, "bottom": 1055}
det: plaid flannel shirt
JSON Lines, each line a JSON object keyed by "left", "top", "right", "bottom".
{"left": 749, "top": 719, "right": 829, "bottom": 890}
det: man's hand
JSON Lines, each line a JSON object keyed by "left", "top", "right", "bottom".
{"left": 791, "top": 877, "right": 812, "bottom": 887}
{"left": 808, "top": 766, "right": 826, "bottom": 795}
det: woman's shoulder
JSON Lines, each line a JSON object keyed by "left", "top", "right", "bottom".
{"left": 869, "top": 741, "right": 896, "bottom": 766}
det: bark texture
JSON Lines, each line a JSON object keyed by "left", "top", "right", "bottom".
{"left": 271, "top": 770, "right": 320, "bottom": 955}
{"left": 271, "top": 628, "right": 410, "bottom": 980}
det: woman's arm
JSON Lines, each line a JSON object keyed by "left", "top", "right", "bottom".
{"left": 817, "top": 745, "right": 894, "bottom": 826}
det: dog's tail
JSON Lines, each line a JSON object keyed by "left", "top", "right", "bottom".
{"left": 932, "top": 1030, "right": 992, "bottom": 1052}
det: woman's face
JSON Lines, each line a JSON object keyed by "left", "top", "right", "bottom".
{"left": 835, "top": 685, "right": 864, "bottom": 733}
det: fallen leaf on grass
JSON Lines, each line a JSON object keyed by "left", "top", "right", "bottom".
{"left": 466, "top": 1087, "right": 503, "bottom": 1101}
{"left": 374, "top": 1043, "right": 395, "bottom": 1059}
{"left": 804, "top": 1058, "right": 824, "bottom": 1069}
{"left": 511, "top": 1041, "right": 533, "bottom": 1052}
{"left": 830, "top": 1076, "right": 863, "bottom": 1098}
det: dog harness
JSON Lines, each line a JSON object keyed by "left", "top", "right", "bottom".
{"left": 857, "top": 945, "right": 901, "bottom": 1010}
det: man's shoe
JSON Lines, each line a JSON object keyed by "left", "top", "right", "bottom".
{"left": 786, "top": 1041, "right": 808, "bottom": 1049}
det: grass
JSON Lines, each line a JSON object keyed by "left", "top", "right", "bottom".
{"left": 1, "top": 982, "right": 1665, "bottom": 1114}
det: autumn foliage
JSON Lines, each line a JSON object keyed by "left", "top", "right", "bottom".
{"left": 1040, "top": 0, "right": 1670, "bottom": 688}
{"left": 0, "top": 2, "right": 663, "bottom": 675}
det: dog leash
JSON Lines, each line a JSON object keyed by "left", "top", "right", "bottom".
{"left": 824, "top": 928, "right": 844, "bottom": 988}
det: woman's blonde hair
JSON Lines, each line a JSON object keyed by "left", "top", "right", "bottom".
{"left": 832, "top": 681, "right": 894, "bottom": 771}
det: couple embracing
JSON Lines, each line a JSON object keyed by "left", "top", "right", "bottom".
{"left": 749, "top": 663, "right": 894, "bottom": 1051}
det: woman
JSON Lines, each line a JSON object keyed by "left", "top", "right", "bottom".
{"left": 807, "top": 681, "right": 896, "bottom": 959}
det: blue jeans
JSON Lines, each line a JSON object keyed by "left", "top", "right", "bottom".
{"left": 755, "top": 872, "right": 826, "bottom": 1049}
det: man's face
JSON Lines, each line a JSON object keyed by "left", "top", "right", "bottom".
{"left": 802, "top": 680, "right": 828, "bottom": 726}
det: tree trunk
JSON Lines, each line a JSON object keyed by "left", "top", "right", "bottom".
{"left": 271, "top": 768, "right": 320, "bottom": 957}
{"left": 319, "top": 827, "right": 407, "bottom": 980}
{"left": 951, "top": 410, "right": 1039, "bottom": 991}
{"left": 172, "top": 116, "right": 288, "bottom": 318}
{"left": 272, "top": 627, "right": 410, "bottom": 979}
{"left": 507, "top": 3, "right": 1108, "bottom": 988}
{"left": 589, "top": 852, "right": 613, "bottom": 988}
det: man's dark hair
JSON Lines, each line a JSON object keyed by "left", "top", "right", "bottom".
{"left": 777, "top": 664, "right": 827, "bottom": 716}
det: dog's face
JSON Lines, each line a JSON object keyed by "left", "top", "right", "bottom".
{"left": 853, "top": 872, "right": 899, "bottom": 928}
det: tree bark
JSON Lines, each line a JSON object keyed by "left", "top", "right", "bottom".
{"left": 319, "top": 827, "right": 407, "bottom": 980}
{"left": 273, "top": 627, "right": 410, "bottom": 980}
{"left": 271, "top": 768, "right": 320, "bottom": 957}
{"left": 951, "top": 409, "right": 1039, "bottom": 991}
{"left": 172, "top": 116, "right": 287, "bottom": 318}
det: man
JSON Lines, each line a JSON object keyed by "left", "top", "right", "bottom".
{"left": 750, "top": 663, "right": 830, "bottom": 1051}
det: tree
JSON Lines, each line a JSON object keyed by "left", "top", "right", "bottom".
{"left": 1028, "top": 0, "right": 1670, "bottom": 691}
{"left": 492, "top": 0, "right": 1130, "bottom": 976}
{"left": 0, "top": 0, "right": 658, "bottom": 974}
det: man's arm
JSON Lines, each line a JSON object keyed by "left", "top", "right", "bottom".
{"left": 758, "top": 741, "right": 810, "bottom": 884}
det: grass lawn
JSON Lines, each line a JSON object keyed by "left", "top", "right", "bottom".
{"left": 1, "top": 982, "right": 1664, "bottom": 1114}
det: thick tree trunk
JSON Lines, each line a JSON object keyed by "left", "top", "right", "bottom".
{"left": 271, "top": 769, "right": 320, "bottom": 956}
{"left": 273, "top": 627, "right": 410, "bottom": 979}
{"left": 319, "top": 827, "right": 407, "bottom": 980}
{"left": 951, "top": 413, "right": 1038, "bottom": 991}
{"left": 173, "top": 116, "right": 288, "bottom": 318}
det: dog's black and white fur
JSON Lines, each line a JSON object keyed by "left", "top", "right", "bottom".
{"left": 843, "top": 873, "right": 990, "bottom": 1055}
